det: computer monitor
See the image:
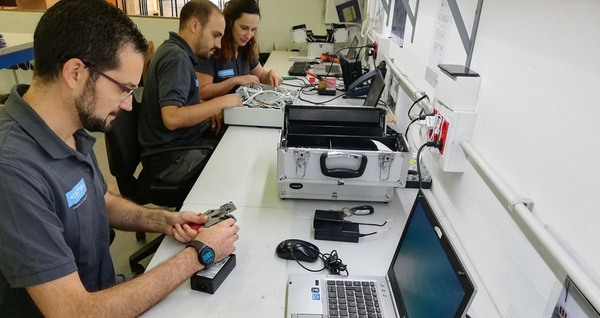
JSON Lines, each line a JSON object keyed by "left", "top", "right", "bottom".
{"left": 362, "top": 69, "right": 385, "bottom": 106}
{"left": 387, "top": 190, "right": 476, "bottom": 318}
{"left": 338, "top": 44, "right": 362, "bottom": 92}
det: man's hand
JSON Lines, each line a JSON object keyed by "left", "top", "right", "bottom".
{"left": 195, "top": 217, "right": 239, "bottom": 261}
{"left": 216, "top": 93, "right": 243, "bottom": 110}
{"left": 170, "top": 211, "right": 208, "bottom": 243}
{"left": 211, "top": 110, "right": 224, "bottom": 134}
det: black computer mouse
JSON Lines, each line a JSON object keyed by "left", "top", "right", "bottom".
{"left": 276, "top": 239, "right": 320, "bottom": 262}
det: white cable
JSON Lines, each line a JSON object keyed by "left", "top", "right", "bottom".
{"left": 236, "top": 84, "right": 294, "bottom": 109}
{"left": 360, "top": 16, "right": 372, "bottom": 38}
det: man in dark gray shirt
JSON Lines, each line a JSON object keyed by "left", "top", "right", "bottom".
{"left": 139, "top": 0, "right": 242, "bottom": 184}
{"left": 0, "top": 1, "right": 239, "bottom": 316}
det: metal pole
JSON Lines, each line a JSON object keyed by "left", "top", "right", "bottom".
{"left": 461, "top": 140, "right": 600, "bottom": 313}
{"left": 465, "top": 0, "right": 484, "bottom": 70}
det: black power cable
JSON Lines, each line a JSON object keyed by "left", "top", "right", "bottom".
{"left": 290, "top": 244, "right": 349, "bottom": 276}
{"left": 416, "top": 141, "right": 443, "bottom": 189}
{"left": 407, "top": 94, "right": 430, "bottom": 119}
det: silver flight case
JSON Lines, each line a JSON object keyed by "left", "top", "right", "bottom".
{"left": 277, "top": 105, "right": 410, "bottom": 202}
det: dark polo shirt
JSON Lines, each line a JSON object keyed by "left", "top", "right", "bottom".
{"left": 0, "top": 85, "right": 113, "bottom": 317}
{"left": 196, "top": 48, "right": 260, "bottom": 94}
{"left": 139, "top": 31, "right": 207, "bottom": 173}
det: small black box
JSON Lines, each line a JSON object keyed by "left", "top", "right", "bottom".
{"left": 190, "top": 254, "right": 236, "bottom": 294}
{"left": 313, "top": 210, "right": 360, "bottom": 243}
{"left": 314, "top": 222, "right": 360, "bottom": 243}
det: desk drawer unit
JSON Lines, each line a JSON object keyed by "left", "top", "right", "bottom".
{"left": 277, "top": 105, "right": 410, "bottom": 202}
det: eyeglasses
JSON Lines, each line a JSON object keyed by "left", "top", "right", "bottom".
{"left": 82, "top": 61, "right": 137, "bottom": 101}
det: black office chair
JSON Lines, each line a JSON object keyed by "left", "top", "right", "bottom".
{"left": 105, "top": 97, "right": 213, "bottom": 274}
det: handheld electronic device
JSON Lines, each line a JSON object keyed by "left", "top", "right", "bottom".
{"left": 189, "top": 201, "right": 237, "bottom": 230}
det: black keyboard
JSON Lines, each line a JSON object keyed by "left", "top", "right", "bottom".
{"left": 288, "top": 61, "right": 309, "bottom": 76}
{"left": 326, "top": 280, "right": 383, "bottom": 318}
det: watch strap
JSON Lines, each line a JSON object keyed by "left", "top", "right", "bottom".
{"left": 187, "top": 240, "right": 215, "bottom": 267}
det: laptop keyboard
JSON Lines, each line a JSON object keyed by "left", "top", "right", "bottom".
{"left": 326, "top": 280, "right": 383, "bottom": 318}
{"left": 288, "top": 61, "right": 309, "bottom": 76}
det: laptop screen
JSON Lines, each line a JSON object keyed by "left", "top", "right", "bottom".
{"left": 363, "top": 69, "right": 385, "bottom": 106}
{"left": 387, "top": 190, "right": 476, "bottom": 318}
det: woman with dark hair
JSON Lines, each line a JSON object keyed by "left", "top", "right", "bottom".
{"left": 196, "top": 0, "right": 282, "bottom": 102}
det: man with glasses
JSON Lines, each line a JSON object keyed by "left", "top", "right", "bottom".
{"left": 0, "top": 0, "right": 239, "bottom": 316}
{"left": 139, "top": 0, "right": 243, "bottom": 185}
{"left": 83, "top": 61, "right": 139, "bottom": 101}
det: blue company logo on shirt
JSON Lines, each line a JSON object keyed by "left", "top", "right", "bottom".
{"left": 66, "top": 178, "right": 87, "bottom": 208}
{"left": 217, "top": 68, "right": 235, "bottom": 79}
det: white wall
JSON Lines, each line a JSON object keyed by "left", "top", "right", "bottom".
{"left": 258, "top": 0, "right": 328, "bottom": 52}
{"left": 371, "top": 0, "right": 600, "bottom": 316}
{"left": 0, "top": 10, "right": 39, "bottom": 94}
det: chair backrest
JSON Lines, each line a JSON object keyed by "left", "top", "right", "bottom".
{"left": 104, "top": 101, "right": 146, "bottom": 202}
{"left": 104, "top": 97, "right": 207, "bottom": 209}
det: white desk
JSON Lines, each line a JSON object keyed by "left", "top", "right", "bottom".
{"left": 139, "top": 52, "right": 497, "bottom": 318}
{"left": 142, "top": 126, "right": 418, "bottom": 317}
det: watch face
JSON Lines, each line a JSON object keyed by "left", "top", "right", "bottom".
{"left": 200, "top": 247, "right": 215, "bottom": 265}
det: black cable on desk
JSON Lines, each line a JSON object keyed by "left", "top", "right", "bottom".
{"left": 290, "top": 246, "right": 349, "bottom": 276}
{"left": 416, "top": 141, "right": 442, "bottom": 189}
{"left": 297, "top": 85, "right": 347, "bottom": 105}
{"left": 321, "top": 250, "right": 348, "bottom": 275}
{"left": 405, "top": 117, "right": 421, "bottom": 136}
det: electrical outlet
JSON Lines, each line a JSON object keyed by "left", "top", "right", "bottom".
{"left": 429, "top": 102, "right": 476, "bottom": 173}
{"left": 556, "top": 305, "right": 569, "bottom": 318}
{"left": 428, "top": 110, "right": 450, "bottom": 154}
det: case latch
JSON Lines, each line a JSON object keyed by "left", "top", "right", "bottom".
{"left": 294, "top": 149, "right": 310, "bottom": 177}
{"left": 378, "top": 153, "right": 394, "bottom": 181}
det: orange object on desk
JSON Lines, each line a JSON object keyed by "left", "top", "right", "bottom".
{"left": 320, "top": 53, "right": 339, "bottom": 64}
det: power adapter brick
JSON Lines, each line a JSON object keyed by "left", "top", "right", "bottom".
{"left": 313, "top": 210, "right": 360, "bottom": 243}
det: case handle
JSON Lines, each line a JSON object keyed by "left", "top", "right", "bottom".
{"left": 320, "top": 152, "right": 367, "bottom": 178}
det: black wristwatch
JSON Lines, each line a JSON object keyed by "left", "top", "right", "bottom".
{"left": 187, "top": 240, "right": 215, "bottom": 267}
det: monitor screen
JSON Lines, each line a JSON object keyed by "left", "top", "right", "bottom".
{"left": 362, "top": 69, "right": 385, "bottom": 106}
{"left": 338, "top": 49, "right": 362, "bottom": 92}
{"left": 387, "top": 190, "right": 476, "bottom": 318}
